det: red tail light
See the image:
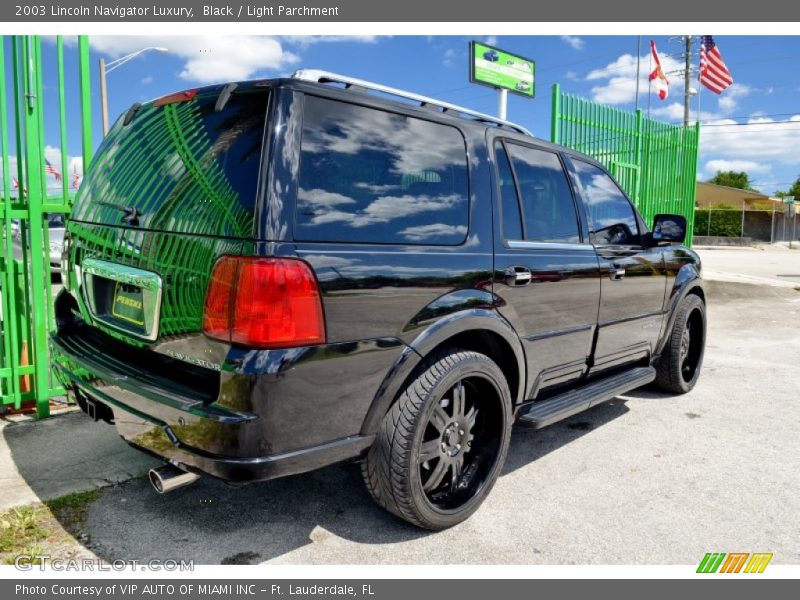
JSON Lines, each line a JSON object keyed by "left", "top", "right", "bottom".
{"left": 202, "top": 256, "right": 326, "bottom": 349}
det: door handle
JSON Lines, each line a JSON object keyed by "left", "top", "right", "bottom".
{"left": 609, "top": 264, "right": 626, "bottom": 281}
{"left": 504, "top": 266, "right": 532, "bottom": 287}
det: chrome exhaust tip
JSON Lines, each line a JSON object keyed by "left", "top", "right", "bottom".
{"left": 148, "top": 464, "right": 199, "bottom": 494}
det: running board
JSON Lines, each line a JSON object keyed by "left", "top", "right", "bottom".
{"left": 516, "top": 367, "right": 656, "bottom": 430}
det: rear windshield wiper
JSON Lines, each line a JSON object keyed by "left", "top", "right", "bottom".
{"left": 98, "top": 201, "right": 143, "bottom": 226}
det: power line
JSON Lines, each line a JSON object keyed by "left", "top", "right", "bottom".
{"left": 701, "top": 119, "right": 800, "bottom": 128}
{"left": 697, "top": 112, "right": 800, "bottom": 123}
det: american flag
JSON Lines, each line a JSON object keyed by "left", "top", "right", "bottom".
{"left": 699, "top": 35, "right": 733, "bottom": 95}
{"left": 45, "top": 158, "right": 62, "bottom": 182}
{"left": 12, "top": 177, "right": 27, "bottom": 195}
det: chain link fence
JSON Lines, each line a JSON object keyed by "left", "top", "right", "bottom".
{"left": 694, "top": 204, "right": 798, "bottom": 244}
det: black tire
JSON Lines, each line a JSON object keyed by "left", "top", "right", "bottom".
{"left": 362, "top": 348, "right": 513, "bottom": 530}
{"left": 654, "top": 294, "right": 706, "bottom": 394}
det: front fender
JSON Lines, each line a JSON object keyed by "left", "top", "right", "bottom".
{"left": 656, "top": 261, "right": 704, "bottom": 356}
{"left": 359, "top": 308, "right": 526, "bottom": 435}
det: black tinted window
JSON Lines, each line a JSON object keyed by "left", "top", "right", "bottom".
{"left": 73, "top": 87, "right": 268, "bottom": 237}
{"left": 573, "top": 160, "right": 640, "bottom": 246}
{"left": 506, "top": 144, "right": 579, "bottom": 243}
{"left": 295, "top": 96, "right": 469, "bottom": 245}
{"left": 495, "top": 143, "right": 522, "bottom": 240}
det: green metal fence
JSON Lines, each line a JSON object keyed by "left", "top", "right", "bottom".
{"left": 551, "top": 83, "right": 700, "bottom": 242}
{"left": 0, "top": 35, "right": 93, "bottom": 417}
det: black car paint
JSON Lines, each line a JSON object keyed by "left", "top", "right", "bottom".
{"left": 51, "top": 77, "right": 703, "bottom": 483}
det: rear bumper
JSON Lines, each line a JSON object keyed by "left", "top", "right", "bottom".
{"left": 68, "top": 375, "right": 372, "bottom": 481}
{"left": 50, "top": 290, "right": 400, "bottom": 483}
{"left": 56, "top": 352, "right": 374, "bottom": 483}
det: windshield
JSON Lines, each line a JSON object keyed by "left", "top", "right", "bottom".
{"left": 71, "top": 84, "right": 270, "bottom": 238}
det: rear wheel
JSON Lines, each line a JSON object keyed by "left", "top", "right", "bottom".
{"left": 654, "top": 294, "right": 706, "bottom": 393}
{"left": 362, "top": 349, "right": 512, "bottom": 530}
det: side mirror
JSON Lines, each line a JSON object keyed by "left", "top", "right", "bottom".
{"left": 650, "top": 214, "right": 687, "bottom": 245}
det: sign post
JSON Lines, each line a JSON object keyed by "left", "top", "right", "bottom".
{"left": 786, "top": 196, "right": 796, "bottom": 248}
{"left": 470, "top": 41, "right": 535, "bottom": 119}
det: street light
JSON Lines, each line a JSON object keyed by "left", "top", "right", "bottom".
{"left": 99, "top": 47, "right": 168, "bottom": 134}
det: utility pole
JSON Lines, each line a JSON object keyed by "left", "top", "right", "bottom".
{"left": 683, "top": 36, "right": 692, "bottom": 128}
{"left": 497, "top": 88, "right": 507, "bottom": 120}
{"left": 98, "top": 58, "right": 109, "bottom": 135}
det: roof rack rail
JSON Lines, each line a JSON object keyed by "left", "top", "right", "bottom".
{"left": 291, "top": 69, "right": 533, "bottom": 136}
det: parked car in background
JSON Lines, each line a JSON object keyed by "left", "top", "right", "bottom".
{"left": 10, "top": 213, "right": 66, "bottom": 276}
{"left": 47, "top": 213, "right": 65, "bottom": 275}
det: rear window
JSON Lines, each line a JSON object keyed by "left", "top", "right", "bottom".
{"left": 294, "top": 95, "right": 469, "bottom": 245}
{"left": 71, "top": 85, "right": 269, "bottom": 238}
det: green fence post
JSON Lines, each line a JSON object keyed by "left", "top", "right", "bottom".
{"left": 78, "top": 36, "right": 93, "bottom": 170}
{"left": 633, "top": 108, "right": 643, "bottom": 206}
{"left": 550, "top": 87, "right": 699, "bottom": 240}
{"left": 1, "top": 36, "right": 23, "bottom": 409}
{"left": 21, "top": 36, "right": 50, "bottom": 418}
{"left": 57, "top": 36, "right": 69, "bottom": 206}
{"left": 550, "top": 83, "right": 560, "bottom": 145}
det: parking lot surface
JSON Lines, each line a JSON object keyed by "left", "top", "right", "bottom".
{"left": 3, "top": 248, "right": 799, "bottom": 564}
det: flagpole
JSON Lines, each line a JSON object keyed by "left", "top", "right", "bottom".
{"left": 683, "top": 35, "right": 692, "bottom": 128}
{"left": 635, "top": 36, "right": 641, "bottom": 111}
{"left": 646, "top": 44, "right": 652, "bottom": 120}
{"left": 696, "top": 74, "right": 702, "bottom": 125}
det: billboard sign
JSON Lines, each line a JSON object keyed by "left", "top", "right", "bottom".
{"left": 470, "top": 41, "right": 535, "bottom": 98}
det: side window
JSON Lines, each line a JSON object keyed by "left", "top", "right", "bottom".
{"left": 295, "top": 95, "right": 469, "bottom": 245}
{"left": 572, "top": 160, "right": 641, "bottom": 246}
{"left": 506, "top": 143, "right": 580, "bottom": 244}
{"left": 495, "top": 142, "right": 523, "bottom": 241}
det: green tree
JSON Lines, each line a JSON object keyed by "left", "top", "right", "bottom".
{"left": 707, "top": 170, "right": 754, "bottom": 190}
{"left": 789, "top": 176, "right": 800, "bottom": 200}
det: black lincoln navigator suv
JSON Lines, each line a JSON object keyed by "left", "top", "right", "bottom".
{"left": 52, "top": 70, "right": 705, "bottom": 530}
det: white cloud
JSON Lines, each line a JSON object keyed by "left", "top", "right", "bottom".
{"left": 560, "top": 35, "right": 585, "bottom": 50}
{"left": 140, "top": 76, "right": 153, "bottom": 85}
{"left": 646, "top": 102, "right": 686, "bottom": 121}
{"left": 0, "top": 147, "right": 83, "bottom": 194}
{"left": 703, "top": 159, "right": 771, "bottom": 177}
{"left": 564, "top": 70, "right": 579, "bottom": 81}
{"left": 298, "top": 188, "right": 356, "bottom": 209}
{"left": 586, "top": 51, "right": 684, "bottom": 105}
{"left": 484, "top": 36, "right": 498, "bottom": 47}
{"left": 77, "top": 35, "right": 383, "bottom": 85}
{"left": 281, "top": 35, "right": 379, "bottom": 48}
{"left": 647, "top": 102, "right": 721, "bottom": 124}
{"left": 399, "top": 223, "right": 467, "bottom": 242}
{"left": 85, "top": 36, "right": 300, "bottom": 84}
{"left": 700, "top": 116, "right": 800, "bottom": 168}
{"left": 44, "top": 146, "right": 83, "bottom": 192}
{"left": 717, "top": 83, "right": 751, "bottom": 113}
{"left": 442, "top": 48, "right": 458, "bottom": 68}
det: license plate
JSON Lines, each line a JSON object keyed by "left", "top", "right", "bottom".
{"left": 112, "top": 282, "right": 146, "bottom": 327}
{"left": 81, "top": 258, "right": 163, "bottom": 342}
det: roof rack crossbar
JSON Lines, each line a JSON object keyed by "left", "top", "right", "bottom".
{"left": 291, "top": 69, "right": 533, "bottom": 136}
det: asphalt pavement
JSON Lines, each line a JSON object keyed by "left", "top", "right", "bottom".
{"left": 1, "top": 246, "right": 799, "bottom": 564}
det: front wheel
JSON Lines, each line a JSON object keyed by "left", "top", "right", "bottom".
{"left": 362, "top": 349, "right": 512, "bottom": 530}
{"left": 654, "top": 294, "right": 706, "bottom": 394}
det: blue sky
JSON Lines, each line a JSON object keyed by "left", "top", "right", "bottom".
{"left": 5, "top": 35, "right": 800, "bottom": 195}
